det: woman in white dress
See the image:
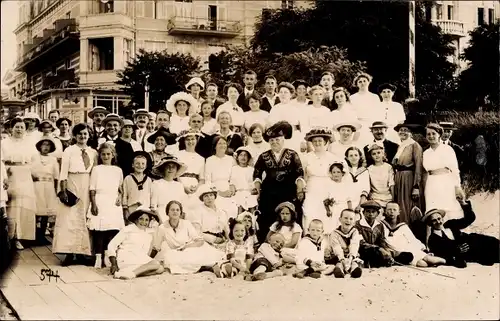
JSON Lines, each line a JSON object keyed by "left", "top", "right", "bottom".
{"left": 328, "top": 121, "right": 362, "bottom": 160}
{"left": 302, "top": 128, "right": 339, "bottom": 229}
{"left": 54, "top": 123, "right": 96, "bottom": 266}
{"left": 301, "top": 85, "right": 332, "bottom": 138}
{"left": 2, "top": 118, "right": 38, "bottom": 249}
{"left": 268, "top": 82, "right": 304, "bottom": 152}
{"left": 243, "top": 92, "right": 269, "bottom": 132}
{"left": 108, "top": 209, "right": 164, "bottom": 280}
{"left": 378, "top": 83, "right": 406, "bottom": 143}
{"left": 152, "top": 200, "right": 225, "bottom": 274}
{"left": 23, "top": 112, "right": 43, "bottom": 147}
{"left": 423, "top": 123, "right": 465, "bottom": 220}
{"left": 350, "top": 73, "right": 384, "bottom": 147}
{"left": 151, "top": 156, "right": 188, "bottom": 223}
{"left": 216, "top": 83, "right": 245, "bottom": 132}
{"left": 245, "top": 123, "right": 270, "bottom": 161}
{"left": 330, "top": 87, "right": 360, "bottom": 142}
{"left": 166, "top": 92, "right": 199, "bottom": 135}
{"left": 205, "top": 136, "right": 238, "bottom": 219}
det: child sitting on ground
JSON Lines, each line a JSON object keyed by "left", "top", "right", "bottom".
{"left": 219, "top": 221, "right": 254, "bottom": 278}
{"left": 235, "top": 211, "right": 259, "bottom": 249}
{"left": 294, "top": 219, "right": 335, "bottom": 278}
{"left": 244, "top": 233, "right": 286, "bottom": 282}
{"left": 327, "top": 209, "right": 363, "bottom": 278}
{"left": 267, "top": 202, "right": 302, "bottom": 263}
{"left": 382, "top": 202, "right": 446, "bottom": 267}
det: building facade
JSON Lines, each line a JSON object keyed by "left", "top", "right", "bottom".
{"left": 10, "top": 0, "right": 310, "bottom": 121}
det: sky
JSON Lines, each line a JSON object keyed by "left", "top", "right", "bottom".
{"left": 1, "top": 0, "right": 19, "bottom": 88}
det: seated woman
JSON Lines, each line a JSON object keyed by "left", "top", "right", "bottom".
{"left": 152, "top": 201, "right": 225, "bottom": 275}
{"left": 423, "top": 199, "right": 500, "bottom": 268}
{"left": 108, "top": 209, "right": 164, "bottom": 280}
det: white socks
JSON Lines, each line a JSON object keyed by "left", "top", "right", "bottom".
{"left": 94, "top": 254, "right": 102, "bottom": 269}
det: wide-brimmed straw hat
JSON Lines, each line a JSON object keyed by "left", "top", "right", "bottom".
{"left": 275, "top": 201, "right": 296, "bottom": 215}
{"left": 38, "top": 119, "right": 56, "bottom": 132}
{"left": 421, "top": 208, "right": 446, "bottom": 225}
{"left": 23, "top": 112, "right": 41, "bottom": 124}
{"left": 334, "top": 121, "right": 362, "bottom": 132}
{"left": 146, "top": 127, "right": 178, "bottom": 145}
{"left": 151, "top": 156, "right": 187, "bottom": 178}
{"left": 264, "top": 121, "right": 293, "bottom": 142}
{"left": 198, "top": 184, "right": 218, "bottom": 202}
{"left": 128, "top": 209, "right": 159, "bottom": 223}
{"left": 165, "top": 92, "right": 198, "bottom": 116}
{"left": 185, "top": 77, "right": 205, "bottom": 91}
{"left": 88, "top": 106, "right": 110, "bottom": 118}
{"left": 369, "top": 121, "right": 388, "bottom": 130}
{"left": 305, "top": 128, "right": 333, "bottom": 142}
{"left": 176, "top": 129, "right": 204, "bottom": 142}
{"left": 378, "top": 83, "right": 397, "bottom": 93}
{"left": 102, "top": 113, "right": 124, "bottom": 127}
{"left": 35, "top": 138, "right": 56, "bottom": 153}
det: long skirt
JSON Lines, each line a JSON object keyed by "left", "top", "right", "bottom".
{"left": 6, "top": 165, "right": 37, "bottom": 240}
{"left": 34, "top": 180, "right": 59, "bottom": 216}
{"left": 425, "top": 173, "right": 463, "bottom": 221}
{"left": 52, "top": 173, "right": 92, "bottom": 255}
{"left": 394, "top": 170, "right": 423, "bottom": 224}
{"left": 159, "top": 242, "right": 225, "bottom": 274}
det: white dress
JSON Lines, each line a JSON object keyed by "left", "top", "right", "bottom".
{"left": 330, "top": 104, "right": 359, "bottom": 141}
{"left": 246, "top": 140, "right": 270, "bottom": 161}
{"left": 380, "top": 101, "right": 406, "bottom": 143}
{"left": 243, "top": 110, "right": 269, "bottom": 132}
{"left": 322, "top": 179, "right": 353, "bottom": 234}
{"left": 151, "top": 179, "right": 187, "bottom": 223}
{"left": 87, "top": 165, "right": 125, "bottom": 231}
{"left": 205, "top": 155, "right": 238, "bottom": 219}
{"left": 229, "top": 165, "right": 258, "bottom": 210}
{"left": 344, "top": 167, "right": 370, "bottom": 207}
{"left": 155, "top": 219, "right": 225, "bottom": 274}
{"left": 169, "top": 114, "right": 190, "bottom": 135}
{"left": 268, "top": 101, "right": 304, "bottom": 152}
{"left": 175, "top": 150, "right": 205, "bottom": 210}
{"left": 302, "top": 105, "right": 332, "bottom": 134}
{"left": 107, "top": 224, "right": 154, "bottom": 273}
{"left": 269, "top": 222, "right": 303, "bottom": 246}
{"left": 350, "top": 91, "right": 384, "bottom": 147}
{"left": 423, "top": 144, "right": 463, "bottom": 220}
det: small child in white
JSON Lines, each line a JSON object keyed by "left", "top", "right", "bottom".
{"left": 219, "top": 221, "right": 254, "bottom": 278}
{"left": 244, "top": 233, "right": 286, "bottom": 281}
{"left": 293, "top": 219, "right": 335, "bottom": 278}
{"left": 367, "top": 144, "right": 395, "bottom": 207}
{"left": 230, "top": 147, "right": 258, "bottom": 214}
{"left": 122, "top": 152, "right": 154, "bottom": 220}
{"left": 328, "top": 209, "right": 363, "bottom": 278}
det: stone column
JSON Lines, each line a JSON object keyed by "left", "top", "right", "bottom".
{"left": 80, "top": 39, "right": 89, "bottom": 72}
{"left": 114, "top": 36, "right": 124, "bottom": 70}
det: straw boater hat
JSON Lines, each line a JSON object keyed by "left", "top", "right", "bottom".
{"left": 198, "top": 184, "right": 218, "bottom": 201}
{"left": 165, "top": 92, "right": 199, "bottom": 116}
{"left": 23, "top": 112, "right": 41, "bottom": 125}
{"left": 305, "top": 128, "right": 333, "bottom": 142}
{"left": 378, "top": 83, "right": 397, "bottom": 93}
{"left": 275, "top": 201, "right": 296, "bottom": 215}
{"left": 35, "top": 138, "right": 56, "bottom": 153}
{"left": 133, "top": 109, "right": 150, "bottom": 119}
{"left": 128, "top": 209, "right": 159, "bottom": 223}
{"left": 122, "top": 119, "right": 136, "bottom": 129}
{"left": 439, "top": 122, "right": 457, "bottom": 130}
{"left": 394, "top": 120, "right": 422, "bottom": 132}
{"left": 148, "top": 112, "right": 157, "bottom": 121}
{"left": 422, "top": 208, "right": 446, "bottom": 225}
{"left": 185, "top": 77, "right": 205, "bottom": 91}
{"left": 146, "top": 127, "right": 177, "bottom": 145}
{"left": 88, "top": 106, "right": 110, "bottom": 118}
{"left": 360, "top": 200, "right": 382, "bottom": 210}
{"left": 263, "top": 121, "right": 293, "bottom": 142}
{"left": 38, "top": 119, "right": 56, "bottom": 132}
{"left": 369, "top": 121, "right": 388, "bottom": 130}
{"left": 102, "top": 113, "right": 124, "bottom": 127}
{"left": 151, "top": 156, "right": 187, "bottom": 178}
{"left": 334, "top": 121, "right": 362, "bottom": 132}
{"left": 176, "top": 128, "right": 204, "bottom": 142}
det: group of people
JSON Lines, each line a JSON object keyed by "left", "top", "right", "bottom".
{"left": 1, "top": 70, "right": 498, "bottom": 281}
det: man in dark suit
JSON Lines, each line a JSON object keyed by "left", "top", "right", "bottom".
{"left": 205, "top": 83, "right": 225, "bottom": 117}
{"left": 260, "top": 75, "right": 280, "bottom": 112}
{"left": 319, "top": 71, "right": 337, "bottom": 111}
{"left": 237, "top": 70, "right": 258, "bottom": 112}
{"left": 88, "top": 106, "right": 109, "bottom": 149}
{"left": 363, "top": 121, "right": 399, "bottom": 166}
{"left": 439, "top": 122, "right": 464, "bottom": 171}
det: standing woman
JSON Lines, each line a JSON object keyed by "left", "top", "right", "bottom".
{"left": 253, "top": 121, "right": 305, "bottom": 243}
{"left": 330, "top": 87, "right": 360, "bottom": 142}
{"left": 185, "top": 77, "right": 205, "bottom": 112}
{"left": 167, "top": 92, "right": 199, "bottom": 135}
{"left": 53, "top": 123, "right": 96, "bottom": 266}
{"left": 1, "top": 118, "right": 38, "bottom": 249}
{"left": 56, "top": 118, "right": 73, "bottom": 151}
{"left": 23, "top": 112, "right": 42, "bottom": 147}
{"left": 301, "top": 86, "right": 331, "bottom": 137}
{"left": 423, "top": 123, "right": 465, "bottom": 220}
{"left": 378, "top": 83, "right": 406, "bottom": 143}
{"left": 291, "top": 79, "right": 310, "bottom": 107}
{"left": 245, "top": 123, "right": 270, "bottom": 161}
{"left": 214, "top": 111, "right": 244, "bottom": 155}
{"left": 392, "top": 122, "right": 424, "bottom": 224}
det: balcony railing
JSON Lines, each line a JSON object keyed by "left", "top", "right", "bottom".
{"left": 167, "top": 17, "right": 242, "bottom": 38}
{"left": 15, "top": 19, "right": 79, "bottom": 73}
{"left": 435, "top": 20, "right": 465, "bottom": 37}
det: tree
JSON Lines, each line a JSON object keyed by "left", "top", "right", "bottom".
{"left": 250, "top": 1, "right": 456, "bottom": 105}
{"left": 117, "top": 49, "right": 201, "bottom": 112}
{"left": 458, "top": 23, "right": 500, "bottom": 110}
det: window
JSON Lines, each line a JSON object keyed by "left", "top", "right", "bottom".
{"left": 123, "top": 38, "right": 133, "bottom": 63}
{"left": 478, "top": 8, "right": 485, "bottom": 26}
{"left": 144, "top": 0, "right": 154, "bottom": 18}
{"left": 488, "top": 8, "right": 495, "bottom": 24}
{"left": 281, "top": 0, "right": 294, "bottom": 9}
{"left": 208, "top": 5, "right": 217, "bottom": 30}
{"left": 436, "top": 4, "right": 443, "bottom": 20}
{"left": 447, "top": 5, "right": 453, "bottom": 20}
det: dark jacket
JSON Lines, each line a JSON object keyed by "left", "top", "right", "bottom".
{"left": 260, "top": 95, "right": 280, "bottom": 113}
{"left": 115, "top": 138, "right": 136, "bottom": 177}
{"left": 237, "top": 90, "right": 257, "bottom": 112}
{"left": 363, "top": 139, "right": 399, "bottom": 166}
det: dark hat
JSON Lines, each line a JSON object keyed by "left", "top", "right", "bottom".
{"left": 422, "top": 208, "right": 446, "bottom": 225}
{"left": 128, "top": 209, "right": 159, "bottom": 223}
{"left": 438, "top": 122, "right": 457, "bottom": 130}
{"left": 305, "top": 128, "right": 333, "bottom": 142}
{"left": 132, "top": 151, "right": 153, "bottom": 171}
{"left": 394, "top": 121, "right": 423, "bottom": 132}
{"left": 275, "top": 201, "right": 296, "bottom": 215}
{"left": 58, "top": 190, "right": 79, "bottom": 207}
{"left": 264, "top": 121, "right": 293, "bottom": 142}
{"left": 35, "top": 138, "right": 56, "bottom": 153}
{"left": 378, "top": 83, "right": 397, "bottom": 93}
{"left": 360, "top": 200, "right": 382, "bottom": 210}
{"left": 147, "top": 127, "right": 178, "bottom": 145}
{"left": 56, "top": 117, "right": 72, "bottom": 127}
{"left": 369, "top": 121, "right": 388, "bottom": 130}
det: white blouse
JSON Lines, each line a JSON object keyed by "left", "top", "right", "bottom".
{"left": 155, "top": 219, "right": 203, "bottom": 250}
{"left": 216, "top": 102, "right": 245, "bottom": 127}
{"left": 350, "top": 92, "right": 384, "bottom": 122}
{"left": 380, "top": 101, "right": 406, "bottom": 127}
{"left": 151, "top": 179, "right": 187, "bottom": 223}
{"left": 204, "top": 155, "right": 234, "bottom": 191}
{"left": 175, "top": 150, "right": 205, "bottom": 187}
{"left": 423, "top": 144, "right": 461, "bottom": 186}
{"left": 201, "top": 118, "right": 218, "bottom": 136}
{"left": 246, "top": 140, "right": 270, "bottom": 161}
{"left": 1, "top": 136, "right": 38, "bottom": 165}
{"left": 268, "top": 102, "right": 301, "bottom": 126}
{"left": 59, "top": 145, "right": 98, "bottom": 180}
{"left": 170, "top": 114, "right": 191, "bottom": 135}
{"left": 243, "top": 110, "right": 269, "bottom": 132}
{"left": 302, "top": 105, "right": 332, "bottom": 133}
{"left": 107, "top": 224, "right": 153, "bottom": 258}
{"left": 89, "top": 165, "right": 123, "bottom": 194}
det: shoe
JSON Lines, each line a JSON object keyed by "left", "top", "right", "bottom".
{"left": 252, "top": 272, "right": 267, "bottom": 281}
{"left": 350, "top": 267, "right": 362, "bottom": 278}
{"left": 103, "top": 251, "right": 111, "bottom": 268}
{"left": 395, "top": 252, "right": 414, "bottom": 265}
{"left": 293, "top": 271, "right": 307, "bottom": 279}
{"left": 61, "top": 255, "right": 75, "bottom": 267}
{"left": 309, "top": 271, "right": 321, "bottom": 279}
{"left": 451, "top": 258, "right": 467, "bottom": 269}
{"left": 15, "top": 241, "right": 24, "bottom": 250}
{"left": 333, "top": 266, "right": 345, "bottom": 278}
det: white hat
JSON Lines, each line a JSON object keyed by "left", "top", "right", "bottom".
{"left": 185, "top": 77, "right": 205, "bottom": 91}
{"left": 334, "top": 121, "right": 362, "bottom": 132}
{"left": 23, "top": 112, "right": 41, "bottom": 121}
{"left": 165, "top": 92, "right": 199, "bottom": 116}
{"left": 197, "top": 184, "right": 218, "bottom": 201}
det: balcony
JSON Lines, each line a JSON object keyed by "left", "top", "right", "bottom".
{"left": 15, "top": 19, "right": 79, "bottom": 74}
{"left": 42, "top": 69, "right": 77, "bottom": 90}
{"left": 79, "top": 13, "right": 132, "bottom": 30}
{"left": 79, "top": 70, "right": 119, "bottom": 87}
{"left": 167, "top": 17, "right": 242, "bottom": 38}
{"left": 435, "top": 20, "right": 466, "bottom": 37}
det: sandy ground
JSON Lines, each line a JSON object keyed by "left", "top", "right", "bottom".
{"left": 1, "top": 192, "right": 499, "bottom": 321}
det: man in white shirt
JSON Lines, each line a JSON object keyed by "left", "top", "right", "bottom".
{"left": 238, "top": 70, "right": 258, "bottom": 112}
{"left": 133, "top": 108, "right": 150, "bottom": 149}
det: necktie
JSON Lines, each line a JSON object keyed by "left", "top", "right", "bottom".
{"left": 81, "top": 148, "right": 91, "bottom": 170}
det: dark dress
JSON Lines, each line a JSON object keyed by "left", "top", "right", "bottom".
{"left": 253, "top": 148, "right": 304, "bottom": 242}
{"left": 115, "top": 138, "right": 136, "bottom": 177}
{"left": 363, "top": 139, "right": 399, "bottom": 167}
{"left": 428, "top": 201, "right": 500, "bottom": 266}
